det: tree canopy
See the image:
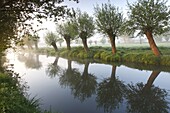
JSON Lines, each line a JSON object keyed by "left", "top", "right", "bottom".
{"left": 72, "top": 9, "right": 95, "bottom": 52}
{"left": 124, "top": 0, "right": 170, "bottom": 56}
{"left": 126, "top": 0, "right": 170, "bottom": 36}
{"left": 44, "top": 31, "right": 59, "bottom": 51}
{"left": 57, "top": 20, "right": 78, "bottom": 50}
{"left": 94, "top": 2, "right": 124, "bottom": 54}
{"left": 0, "top": 0, "right": 78, "bottom": 52}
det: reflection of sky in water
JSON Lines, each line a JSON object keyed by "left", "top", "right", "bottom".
{"left": 6, "top": 53, "right": 170, "bottom": 113}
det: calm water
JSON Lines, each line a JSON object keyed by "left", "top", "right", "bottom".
{"left": 7, "top": 52, "right": 170, "bottom": 113}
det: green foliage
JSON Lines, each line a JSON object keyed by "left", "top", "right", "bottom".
{"left": 0, "top": 72, "right": 40, "bottom": 113}
{"left": 125, "top": 0, "right": 170, "bottom": 36}
{"left": 48, "top": 50, "right": 57, "bottom": 56}
{"left": 41, "top": 46, "right": 170, "bottom": 66}
{"left": 57, "top": 20, "right": 78, "bottom": 40}
{"left": 112, "top": 52, "right": 122, "bottom": 62}
{"left": 57, "top": 20, "right": 78, "bottom": 50}
{"left": 0, "top": 0, "right": 78, "bottom": 53}
{"left": 160, "top": 55, "right": 170, "bottom": 66}
{"left": 36, "top": 47, "right": 56, "bottom": 56}
{"left": 100, "top": 51, "right": 113, "bottom": 61}
{"left": 44, "top": 32, "right": 58, "bottom": 46}
{"left": 59, "top": 50, "right": 69, "bottom": 57}
{"left": 93, "top": 50, "right": 103, "bottom": 59}
{"left": 74, "top": 9, "right": 95, "bottom": 39}
{"left": 122, "top": 53, "right": 160, "bottom": 65}
{"left": 94, "top": 2, "right": 124, "bottom": 36}
{"left": 68, "top": 49, "right": 80, "bottom": 57}
{"left": 77, "top": 51, "right": 88, "bottom": 58}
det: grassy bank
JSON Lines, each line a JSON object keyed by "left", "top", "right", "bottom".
{"left": 0, "top": 53, "right": 58, "bottom": 113}
{"left": 0, "top": 72, "right": 41, "bottom": 113}
{"left": 37, "top": 46, "right": 170, "bottom": 66}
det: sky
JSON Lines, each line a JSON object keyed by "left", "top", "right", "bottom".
{"left": 37, "top": 0, "right": 136, "bottom": 42}
{"left": 37, "top": 0, "right": 170, "bottom": 45}
{"left": 64, "top": 0, "right": 138, "bottom": 15}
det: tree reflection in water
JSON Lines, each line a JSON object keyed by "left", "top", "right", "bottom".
{"left": 96, "top": 65, "right": 126, "bottom": 113}
{"left": 46, "top": 56, "right": 62, "bottom": 78}
{"left": 125, "top": 71, "right": 169, "bottom": 113}
{"left": 72, "top": 60, "right": 97, "bottom": 102}
{"left": 59, "top": 60, "right": 81, "bottom": 88}
{"left": 17, "top": 53, "right": 42, "bottom": 69}
{"left": 59, "top": 60, "right": 97, "bottom": 102}
{"left": 15, "top": 55, "right": 170, "bottom": 112}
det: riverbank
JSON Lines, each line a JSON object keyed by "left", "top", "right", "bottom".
{"left": 0, "top": 54, "right": 58, "bottom": 113}
{"left": 36, "top": 46, "right": 170, "bottom": 66}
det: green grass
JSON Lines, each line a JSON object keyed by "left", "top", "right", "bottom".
{"left": 37, "top": 46, "right": 170, "bottom": 66}
{"left": 0, "top": 72, "right": 41, "bottom": 113}
{"left": 0, "top": 70, "right": 59, "bottom": 113}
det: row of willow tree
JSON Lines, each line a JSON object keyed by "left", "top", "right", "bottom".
{"left": 17, "top": 53, "right": 169, "bottom": 113}
{"left": 0, "top": 0, "right": 170, "bottom": 57}
{"left": 44, "top": 0, "right": 170, "bottom": 57}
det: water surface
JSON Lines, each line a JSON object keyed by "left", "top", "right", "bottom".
{"left": 7, "top": 52, "right": 170, "bottom": 113}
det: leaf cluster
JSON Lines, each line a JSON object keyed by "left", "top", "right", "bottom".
{"left": 57, "top": 20, "right": 78, "bottom": 40}
{"left": 73, "top": 9, "right": 95, "bottom": 39}
{"left": 44, "top": 31, "right": 59, "bottom": 46}
{"left": 0, "top": 0, "right": 78, "bottom": 52}
{"left": 125, "top": 0, "right": 170, "bottom": 36}
{"left": 94, "top": 2, "right": 124, "bottom": 37}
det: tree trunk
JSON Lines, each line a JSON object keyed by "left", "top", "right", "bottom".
{"left": 53, "top": 56, "right": 59, "bottom": 66}
{"left": 145, "top": 31, "right": 161, "bottom": 56}
{"left": 64, "top": 35, "right": 71, "bottom": 50}
{"left": 51, "top": 41, "right": 58, "bottom": 52}
{"left": 109, "top": 34, "right": 116, "bottom": 54}
{"left": 34, "top": 42, "right": 38, "bottom": 50}
{"left": 110, "top": 65, "right": 116, "bottom": 81}
{"left": 143, "top": 71, "right": 160, "bottom": 92}
{"left": 64, "top": 37, "right": 71, "bottom": 50}
{"left": 82, "top": 38, "right": 89, "bottom": 52}
{"left": 67, "top": 60, "right": 72, "bottom": 71}
{"left": 66, "top": 60, "right": 72, "bottom": 75}
{"left": 82, "top": 61, "right": 89, "bottom": 78}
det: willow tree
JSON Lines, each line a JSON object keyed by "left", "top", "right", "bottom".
{"left": 94, "top": 2, "right": 124, "bottom": 54}
{"left": 125, "top": 0, "right": 170, "bottom": 56}
{"left": 0, "top": 0, "right": 78, "bottom": 53}
{"left": 57, "top": 21, "right": 78, "bottom": 50}
{"left": 73, "top": 10, "right": 95, "bottom": 52}
{"left": 21, "top": 33, "right": 39, "bottom": 50}
{"left": 44, "top": 32, "right": 59, "bottom": 52}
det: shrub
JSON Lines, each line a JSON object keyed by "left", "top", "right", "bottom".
{"left": 59, "top": 50, "right": 69, "bottom": 57}
{"left": 93, "top": 51, "right": 102, "bottom": 59}
{"left": 160, "top": 55, "right": 170, "bottom": 66}
{"left": 113, "top": 53, "right": 122, "bottom": 62}
{"left": 37, "top": 46, "right": 170, "bottom": 66}
{"left": 100, "top": 51, "right": 113, "bottom": 61}
{"left": 122, "top": 53, "right": 160, "bottom": 65}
